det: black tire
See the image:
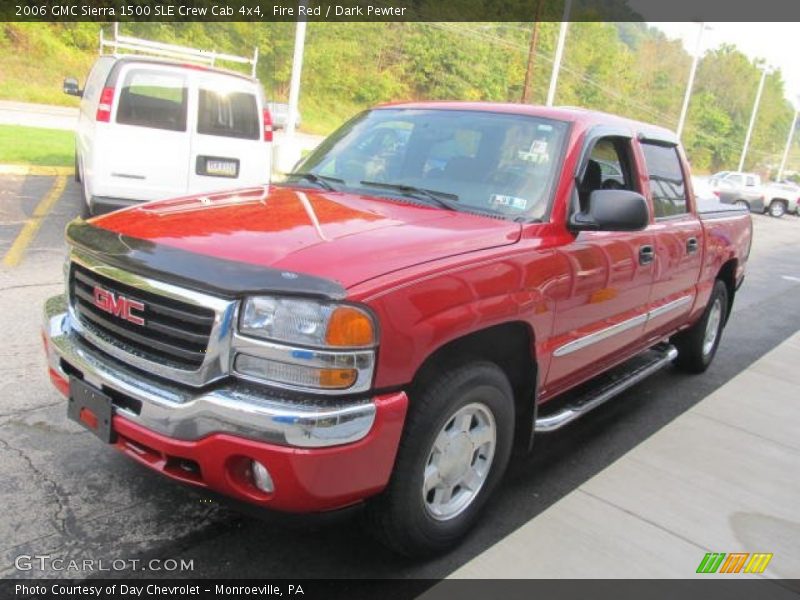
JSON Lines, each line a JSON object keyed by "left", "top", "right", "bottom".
{"left": 672, "top": 279, "right": 728, "bottom": 374}
{"left": 768, "top": 200, "right": 786, "bottom": 218}
{"left": 74, "top": 151, "right": 81, "bottom": 183}
{"left": 365, "top": 361, "right": 515, "bottom": 557}
{"left": 734, "top": 200, "right": 749, "bottom": 211}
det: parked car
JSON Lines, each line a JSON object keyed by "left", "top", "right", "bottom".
{"left": 712, "top": 175, "right": 766, "bottom": 213}
{"left": 760, "top": 181, "right": 800, "bottom": 217}
{"left": 709, "top": 170, "right": 761, "bottom": 188}
{"left": 64, "top": 49, "right": 272, "bottom": 216}
{"left": 268, "top": 102, "right": 302, "bottom": 130}
{"left": 43, "top": 103, "right": 752, "bottom": 557}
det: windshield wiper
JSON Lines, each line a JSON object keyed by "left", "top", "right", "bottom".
{"left": 359, "top": 181, "right": 460, "bottom": 211}
{"left": 286, "top": 172, "right": 344, "bottom": 191}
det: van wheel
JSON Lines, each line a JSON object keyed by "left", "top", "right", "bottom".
{"left": 79, "top": 168, "right": 92, "bottom": 219}
{"left": 672, "top": 280, "right": 728, "bottom": 374}
{"left": 74, "top": 152, "right": 81, "bottom": 183}
{"left": 768, "top": 200, "right": 786, "bottom": 218}
{"left": 365, "top": 361, "right": 514, "bottom": 557}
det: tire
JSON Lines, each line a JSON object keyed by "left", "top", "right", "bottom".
{"left": 672, "top": 279, "right": 729, "bottom": 374}
{"left": 734, "top": 200, "right": 749, "bottom": 211}
{"left": 365, "top": 361, "right": 515, "bottom": 557}
{"left": 78, "top": 161, "right": 92, "bottom": 219}
{"left": 768, "top": 200, "right": 786, "bottom": 218}
{"left": 74, "top": 151, "right": 81, "bottom": 183}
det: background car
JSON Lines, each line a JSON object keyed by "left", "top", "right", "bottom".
{"left": 64, "top": 34, "right": 272, "bottom": 216}
{"left": 761, "top": 181, "right": 800, "bottom": 217}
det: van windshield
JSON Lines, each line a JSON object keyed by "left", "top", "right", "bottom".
{"left": 290, "top": 108, "right": 569, "bottom": 220}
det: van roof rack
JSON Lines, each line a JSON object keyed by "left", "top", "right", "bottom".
{"left": 100, "top": 23, "right": 258, "bottom": 78}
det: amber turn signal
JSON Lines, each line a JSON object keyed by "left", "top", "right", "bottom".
{"left": 325, "top": 306, "right": 375, "bottom": 347}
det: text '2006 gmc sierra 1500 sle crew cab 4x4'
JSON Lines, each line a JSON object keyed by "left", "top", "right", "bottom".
{"left": 42, "top": 103, "right": 752, "bottom": 556}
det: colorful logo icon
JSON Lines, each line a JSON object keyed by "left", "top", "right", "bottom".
{"left": 696, "top": 552, "right": 773, "bottom": 574}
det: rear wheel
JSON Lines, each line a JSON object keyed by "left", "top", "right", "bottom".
{"left": 734, "top": 200, "right": 749, "bottom": 211}
{"left": 74, "top": 151, "right": 81, "bottom": 183}
{"left": 365, "top": 361, "right": 514, "bottom": 557}
{"left": 768, "top": 200, "right": 786, "bottom": 218}
{"left": 672, "top": 279, "right": 728, "bottom": 374}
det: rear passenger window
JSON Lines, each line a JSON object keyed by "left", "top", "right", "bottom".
{"left": 116, "top": 70, "right": 187, "bottom": 132}
{"left": 198, "top": 89, "right": 259, "bottom": 140}
{"left": 641, "top": 143, "right": 688, "bottom": 218}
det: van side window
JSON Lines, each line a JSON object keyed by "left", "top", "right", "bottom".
{"left": 116, "top": 70, "right": 188, "bottom": 132}
{"left": 198, "top": 89, "right": 259, "bottom": 140}
{"left": 578, "top": 137, "right": 636, "bottom": 211}
{"left": 641, "top": 143, "right": 688, "bottom": 218}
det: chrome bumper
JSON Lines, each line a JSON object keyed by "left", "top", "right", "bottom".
{"left": 43, "top": 294, "right": 377, "bottom": 448}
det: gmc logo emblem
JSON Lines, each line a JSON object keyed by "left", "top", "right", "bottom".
{"left": 92, "top": 286, "right": 146, "bottom": 326}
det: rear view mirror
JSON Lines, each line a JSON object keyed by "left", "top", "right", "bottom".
{"left": 570, "top": 189, "right": 649, "bottom": 232}
{"left": 63, "top": 77, "right": 82, "bottom": 97}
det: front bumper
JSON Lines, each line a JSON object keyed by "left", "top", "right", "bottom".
{"left": 43, "top": 294, "right": 408, "bottom": 511}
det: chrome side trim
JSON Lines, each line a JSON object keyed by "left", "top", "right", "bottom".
{"left": 646, "top": 294, "right": 693, "bottom": 321}
{"left": 44, "top": 295, "right": 376, "bottom": 448}
{"left": 536, "top": 344, "right": 678, "bottom": 432}
{"left": 553, "top": 314, "right": 648, "bottom": 357}
{"left": 69, "top": 249, "right": 237, "bottom": 388}
{"left": 553, "top": 294, "right": 694, "bottom": 357}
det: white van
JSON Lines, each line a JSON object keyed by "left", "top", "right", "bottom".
{"left": 64, "top": 43, "right": 272, "bottom": 216}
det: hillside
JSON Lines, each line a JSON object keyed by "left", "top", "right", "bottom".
{"left": 1, "top": 21, "right": 797, "bottom": 174}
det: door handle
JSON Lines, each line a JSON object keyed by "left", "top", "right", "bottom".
{"left": 639, "top": 245, "right": 655, "bottom": 265}
{"left": 686, "top": 237, "right": 699, "bottom": 254}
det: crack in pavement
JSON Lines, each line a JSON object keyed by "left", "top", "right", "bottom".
{"left": 0, "top": 436, "right": 82, "bottom": 542}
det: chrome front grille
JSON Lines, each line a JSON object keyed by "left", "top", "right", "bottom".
{"left": 67, "top": 251, "right": 237, "bottom": 387}
{"left": 70, "top": 264, "right": 214, "bottom": 369}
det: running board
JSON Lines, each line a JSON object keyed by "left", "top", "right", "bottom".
{"left": 534, "top": 343, "right": 678, "bottom": 433}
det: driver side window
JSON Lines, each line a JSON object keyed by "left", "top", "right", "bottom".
{"left": 578, "top": 137, "right": 636, "bottom": 211}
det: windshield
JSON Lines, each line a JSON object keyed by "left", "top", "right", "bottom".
{"left": 288, "top": 108, "right": 569, "bottom": 220}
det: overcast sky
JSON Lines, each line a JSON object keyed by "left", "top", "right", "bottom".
{"left": 647, "top": 22, "right": 800, "bottom": 107}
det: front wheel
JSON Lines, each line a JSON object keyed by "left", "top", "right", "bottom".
{"left": 768, "top": 200, "right": 786, "bottom": 218}
{"left": 672, "top": 279, "right": 729, "bottom": 373}
{"left": 365, "top": 361, "right": 514, "bottom": 557}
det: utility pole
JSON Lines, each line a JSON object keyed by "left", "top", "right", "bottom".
{"left": 521, "top": 0, "right": 543, "bottom": 104}
{"left": 546, "top": 0, "right": 571, "bottom": 107}
{"left": 676, "top": 22, "right": 706, "bottom": 140}
{"left": 777, "top": 98, "right": 800, "bottom": 181}
{"left": 738, "top": 66, "right": 769, "bottom": 172}
{"left": 285, "top": 15, "right": 307, "bottom": 137}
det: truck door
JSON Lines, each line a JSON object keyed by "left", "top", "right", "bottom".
{"left": 188, "top": 73, "right": 270, "bottom": 195}
{"left": 638, "top": 141, "right": 703, "bottom": 339}
{"left": 545, "top": 135, "right": 655, "bottom": 395}
{"left": 102, "top": 65, "right": 192, "bottom": 201}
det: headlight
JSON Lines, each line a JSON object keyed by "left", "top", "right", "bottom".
{"left": 240, "top": 296, "right": 376, "bottom": 348}
{"left": 234, "top": 296, "right": 377, "bottom": 394}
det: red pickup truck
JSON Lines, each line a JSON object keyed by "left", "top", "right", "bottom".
{"left": 43, "top": 103, "right": 752, "bottom": 556}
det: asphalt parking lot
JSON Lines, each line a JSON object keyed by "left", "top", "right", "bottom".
{"left": 1, "top": 171, "right": 799, "bottom": 580}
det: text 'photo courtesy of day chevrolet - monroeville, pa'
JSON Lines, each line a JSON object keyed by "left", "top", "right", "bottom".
{"left": 0, "top": 1, "right": 799, "bottom": 599}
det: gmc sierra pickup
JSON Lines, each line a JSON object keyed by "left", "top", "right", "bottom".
{"left": 42, "top": 103, "right": 752, "bottom": 556}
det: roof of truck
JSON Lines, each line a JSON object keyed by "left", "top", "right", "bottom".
{"left": 376, "top": 101, "right": 679, "bottom": 146}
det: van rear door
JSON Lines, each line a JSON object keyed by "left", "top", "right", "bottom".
{"left": 188, "top": 74, "right": 270, "bottom": 195}
{"left": 101, "top": 65, "right": 191, "bottom": 201}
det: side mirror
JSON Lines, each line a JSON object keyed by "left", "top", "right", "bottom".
{"left": 63, "top": 77, "right": 82, "bottom": 97}
{"left": 569, "top": 189, "right": 649, "bottom": 232}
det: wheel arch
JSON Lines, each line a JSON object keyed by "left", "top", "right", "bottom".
{"left": 410, "top": 321, "right": 538, "bottom": 455}
{"left": 716, "top": 258, "right": 737, "bottom": 325}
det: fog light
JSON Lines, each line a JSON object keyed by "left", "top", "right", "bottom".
{"left": 251, "top": 460, "right": 274, "bottom": 493}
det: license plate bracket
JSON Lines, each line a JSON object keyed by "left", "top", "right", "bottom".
{"left": 67, "top": 377, "right": 115, "bottom": 443}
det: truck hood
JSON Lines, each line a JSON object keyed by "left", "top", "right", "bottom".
{"left": 92, "top": 185, "right": 522, "bottom": 289}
